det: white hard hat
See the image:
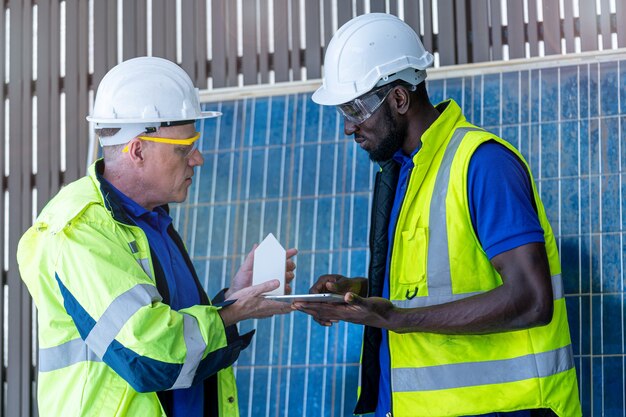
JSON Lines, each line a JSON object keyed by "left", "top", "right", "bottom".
{"left": 312, "top": 13, "right": 434, "bottom": 106}
{"left": 87, "top": 56, "right": 220, "bottom": 146}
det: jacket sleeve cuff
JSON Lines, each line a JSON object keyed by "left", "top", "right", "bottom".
{"left": 213, "top": 288, "right": 254, "bottom": 350}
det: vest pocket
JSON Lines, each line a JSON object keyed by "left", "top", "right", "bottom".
{"left": 397, "top": 226, "right": 428, "bottom": 287}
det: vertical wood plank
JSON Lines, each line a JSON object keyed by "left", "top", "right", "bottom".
{"left": 226, "top": 0, "right": 238, "bottom": 86}
{"left": 542, "top": 0, "right": 561, "bottom": 55}
{"left": 242, "top": 0, "right": 258, "bottom": 85}
{"left": 122, "top": 0, "right": 147, "bottom": 60}
{"left": 454, "top": 0, "right": 467, "bottom": 64}
{"left": 579, "top": 0, "right": 598, "bottom": 51}
{"left": 305, "top": 0, "right": 321, "bottom": 79}
{"left": 370, "top": 0, "right": 385, "bottom": 13}
{"left": 151, "top": 0, "right": 177, "bottom": 62}
{"left": 489, "top": 0, "right": 503, "bottom": 60}
{"left": 50, "top": 0, "right": 62, "bottom": 196}
{"left": 64, "top": 0, "right": 80, "bottom": 182}
{"left": 526, "top": 0, "right": 539, "bottom": 57}
{"left": 24, "top": 5, "right": 37, "bottom": 408}
{"left": 77, "top": 0, "right": 89, "bottom": 175}
{"left": 543, "top": 2, "right": 561, "bottom": 55}
{"left": 388, "top": 0, "right": 397, "bottom": 16}
{"left": 211, "top": 0, "right": 227, "bottom": 87}
{"left": 273, "top": 0, "right": 289, "bottom": 82}
{"left": 356, "top": 0, "right": 365, "bottom": 15}
{"left": 336, "top": 0, "right": 352, "bottom": 28}
{"left": 421, "top": 0, "right": 434, "bottom": 57}
{"left": 437, "top": 0, "right": 456, "bottom": 65}
{"left": 617, "top": 0, "right": 626, "bottom": 47}
{"left": 599, "top": 0, "right": 612, "bottom": 49}
{"left": 64, "top": 0, "right": 90, "bottom": 182}
{"left": 93, "top": 0, "right": 117, "bottom": 104}
{"left": 404, "top": 0, "right": 422, "bottom": 42}
{"left": 471, "top": 0, "right": 490, "bottom": 63}
{"left": 562, "top": 0, "right": 576, "bottom": 53}
{"left": 181, "top": 0, "right": 198, "bottom": 82}
{"left": 0, "top": 4, "right": 5, "bottom": 411}
{"left": 122, "top": 0, "right": 136, "bottom": 59}
{"left": 259, "top": 0, "right": 270, "bottom": 83}
{"left": 7, "top": 1, "right": 34, "bottom": 416}
{"left": 290, "top": 0, "right": 302, "bottom": 81}
{"left": 506, "top": 0, "right": 525, "bottom": 58}
{"left": 322, "top": 0, "right": 334, "bottom": 46}
{"left": 134, "top": 1, "right": 147, "bottom": 57}
{"left": 37, "top": 0, "right": 51, "bottom": 210}
{"left": 195, "top": 0, "right": 208, "bottom": 88}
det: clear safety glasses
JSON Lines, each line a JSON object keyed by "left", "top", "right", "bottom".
{"left": 122, "top": 132, "right": 201, "bottom": 158}
{"left": 336, "top": 83, "right": 396, "bottom": 124}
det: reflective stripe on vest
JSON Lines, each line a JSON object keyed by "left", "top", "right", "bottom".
{"left": 392, "top": 344, "right": 575, "bottom": 392}
{"left": 426, "top": 127, "right": 479, "bottom": 296}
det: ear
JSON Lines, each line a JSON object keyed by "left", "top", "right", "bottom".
{"left": 389, "top": 86, "right": 411, "bottom": 116}
{"left": 125, "top": 138, "right": 146, "bottom": 165}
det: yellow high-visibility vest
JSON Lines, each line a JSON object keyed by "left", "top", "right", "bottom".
{"left": 359, "top": 100, "right": 581, "bottom": 417}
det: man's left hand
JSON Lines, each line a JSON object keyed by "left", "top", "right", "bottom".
{"left": 226, "top": 246, "right": 297, "bottom": 299}
{"left": 294, "top": 293, "right": 394, "bottom": 328}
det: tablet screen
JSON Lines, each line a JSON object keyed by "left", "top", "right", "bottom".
{"left": 263, "top": 293, "right": 346, "bottom": 303}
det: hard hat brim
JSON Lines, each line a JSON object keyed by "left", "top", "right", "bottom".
{"left": 311, "top": 86, "right": 358, "bottom": 106}
{"left": 86, "top": 110, "right": 222, "bottom": 124}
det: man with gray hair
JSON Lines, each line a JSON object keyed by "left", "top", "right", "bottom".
{"left": 18, "top": 56, "right": 296, "bottom": 417}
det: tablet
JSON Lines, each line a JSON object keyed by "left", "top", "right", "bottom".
{"left": 264, "top": 293, "right": 346, "bottom": 303}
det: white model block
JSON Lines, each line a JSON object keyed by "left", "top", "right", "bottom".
{"left": 252, "top": 233, "right": 286, "bottom": 295}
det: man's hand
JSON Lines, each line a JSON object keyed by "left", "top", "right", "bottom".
{"left": 295, "top": 292, "right": 394, "bottom": 328}
{"left": 219, "top": 280, "right": 295, "bottom": 327}
{"left": 226, "top": 246, "right": 298, "bottom": 299}
{"left": 309, "top": 274, "right": 368, "bottom": 297}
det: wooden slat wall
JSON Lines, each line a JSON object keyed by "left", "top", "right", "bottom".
{"left": 7, "top": 0, "right": 34, "bottom": 416}
{"left": 0, "top": 3, "right": 5, "bottom": 412}
{"left": 3, "top": 1, "right": 626, "bottom": 416}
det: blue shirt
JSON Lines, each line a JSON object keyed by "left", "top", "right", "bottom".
{"left": 375, "top": 141, "right": 545, "bottom": 416}
{"left": 105, "top": 180, "right": 203, "bottom": 417}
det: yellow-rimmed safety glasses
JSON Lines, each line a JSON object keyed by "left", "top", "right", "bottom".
{"left": 122, "top": 132, "right": 201, "bottom": 157}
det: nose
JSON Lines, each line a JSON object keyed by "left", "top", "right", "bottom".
{"left": 344, "top": 118, "right": 358, "bottom": 135}
{"left": 188, "top": 149, "right": 204, "bottom": 167}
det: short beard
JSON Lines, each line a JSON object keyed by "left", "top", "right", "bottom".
{"left": 367, "top": 103, "right": 405, "bottom": 163}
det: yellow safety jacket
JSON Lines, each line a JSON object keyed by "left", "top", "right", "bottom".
{"left": 356, "top": 100, "right": 581, "bottom": 416}
{"left": 17, "top": 160, "right": 251, "bottom": 417}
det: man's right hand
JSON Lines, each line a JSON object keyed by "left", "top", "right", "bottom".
{"left": 218, "top": 280, "right": 294, "bottom": 327}
{"left": 309, "top": 274, "right": 368, "bottom": 297}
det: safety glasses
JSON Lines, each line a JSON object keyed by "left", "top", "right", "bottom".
{"left": 122, "top": 132, "right": 201, "bottom": 158}
{"left": 336, "top": 84, "right": 395, "bottom": 124}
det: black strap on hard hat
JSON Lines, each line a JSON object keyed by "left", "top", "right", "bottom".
{"left": 144, "top": 120, "right": 195, "bottom": 133}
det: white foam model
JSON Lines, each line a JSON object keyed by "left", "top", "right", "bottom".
{"left": 252, "top": 233, "right": 286, "bottom": 295}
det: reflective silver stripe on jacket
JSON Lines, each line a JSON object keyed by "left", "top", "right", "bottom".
{"left": 85, "top": 284, "right": 162, "bottom": 358}
{"left": 426, "top": 127, "right": 480, "bottom": 296}
{"left": 169, "top": 313, "right": 207, "bottom": 390}
{"left": 392, "top": 273, "right": 564, "bottom": 308}
{"left": 138, "top": 258, "right": 153, "bottom": 279}
{"left": 39, "top": 338, "right": 102, "bottom": 372}
{"left": 392, "top": 344, "right": 574, "bottom": 392}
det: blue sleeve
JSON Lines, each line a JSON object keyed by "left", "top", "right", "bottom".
{"left": 468, "top": 141, "right": 545, "bottom": 260}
